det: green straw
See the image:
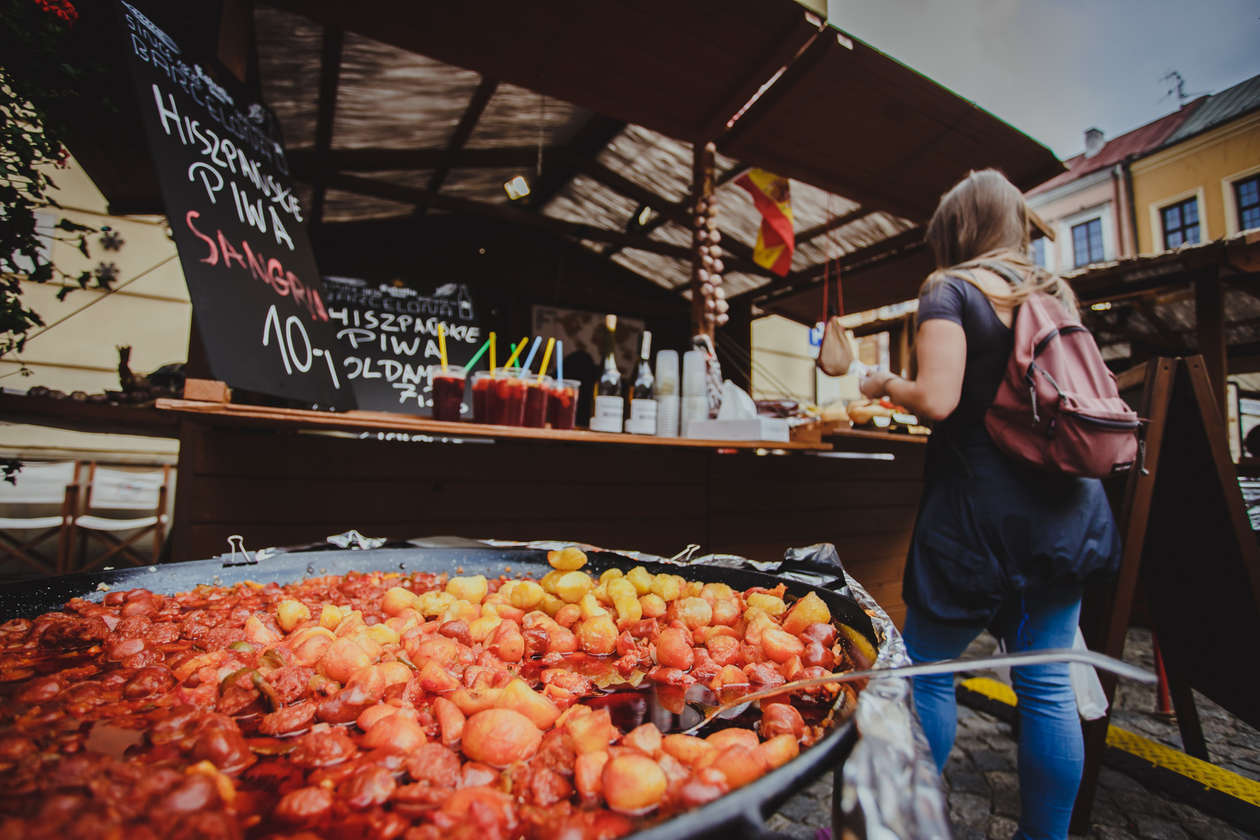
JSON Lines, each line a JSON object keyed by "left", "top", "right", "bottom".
{"left": 462, "top": 336, "right": 493, "bottom": 374}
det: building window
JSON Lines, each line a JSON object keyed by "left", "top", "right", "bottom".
{"left": 1071, "top": 218, "right": 1104, "bottom": 267}
{"left": 1031, "top": 237, "right": 1047, "bottom": 268}
{"left": 1236, "top": 175, "right": 1260, "bottom": 231}
{"left": 1161, "top": 197, "right": 1200, "bottom": 249}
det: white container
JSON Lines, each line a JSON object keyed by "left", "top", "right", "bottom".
{"left": 681, "top": 350, "right": 710, "bottom": 437}
{"left": 655, "top": 350, "right": 680, "bottom": 437}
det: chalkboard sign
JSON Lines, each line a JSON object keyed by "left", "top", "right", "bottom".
{"left": 120, "top": 2, "right": 355, "bottom": 410}
{"left": 323, "top": 277, "right": 482, "bottom": 415}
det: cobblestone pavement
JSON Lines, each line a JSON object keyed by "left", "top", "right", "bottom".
{"left": 764, "top": 628, "right": 1258, "bottom": 839}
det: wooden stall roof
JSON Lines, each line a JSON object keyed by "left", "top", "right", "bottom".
{"left": 49, "top": 0, "right": 1060, "bottom": 320}
{"left": 246, "top": 0, "right": 1059, "bottom": 306}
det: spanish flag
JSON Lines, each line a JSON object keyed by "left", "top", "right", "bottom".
{"left": 734, "top": 169, "right": 794, "bottom": 276}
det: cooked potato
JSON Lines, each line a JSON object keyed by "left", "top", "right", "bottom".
{"left": 506, "top": 579, "right": 541, "bottom": 612}
{"left": 625, "top": 566, "right": 653, "bottom": 595}
{"left": 639, "top": 593, "right": 667, "bottom": 618}
{"left": 675, "top": 597, "right": 713, "bottom": 630}
{"left": 575, "top": 615, "right": 618, "bottom": 655}
{"left": 555, "top": 571, "right": 595, "bottom": 604}
{"left": 782, "top": 591, "right": 831, "bottom": 636}
{"left": 381, "top": 586, "right": 418, "bottom": 616}
{"left": 461, "top": 708, "right": 542, "bottom": 767}
{"left": 746, "top": 592, "right": 786, "bottom": 616}
{"left": 548, "top": 546, "right": 588, "bottom": 571}
{"left": 276, "top": 599, "right": 310, "bottom": 633}
{"left": 602, "top": 754, "right": 667, "bottom": 813}
{"left": 446, "top": 575, "right": 488, "bottom": 604}
{"left": 649, "top": 574, "right": 683, "bottom": 602}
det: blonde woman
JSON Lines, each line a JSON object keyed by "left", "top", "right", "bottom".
{"left": 860, "top": 170, "right": 1120, "bottom": 840}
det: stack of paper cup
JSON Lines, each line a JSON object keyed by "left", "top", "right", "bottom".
{"left": 681, "top": 350, "right": 709, "bottom": 437}
{"left": 655, "top": 349, "right": 680, "bottom": 437}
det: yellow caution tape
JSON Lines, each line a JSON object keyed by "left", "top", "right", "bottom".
{"left": 959, "top": 676, "right": 1260, "bottom": 807}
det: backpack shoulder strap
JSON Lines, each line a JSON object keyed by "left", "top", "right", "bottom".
{"left": 973, "top": 259, "right": 1026, "bottom": 288}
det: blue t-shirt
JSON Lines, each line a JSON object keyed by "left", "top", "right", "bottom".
{"left": 916, "top": 274, "right": 1013, "bottom": 444}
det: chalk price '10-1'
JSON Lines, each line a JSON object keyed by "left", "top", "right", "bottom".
{"left": 262, "top": 304, "right": 343, "bottom": 393}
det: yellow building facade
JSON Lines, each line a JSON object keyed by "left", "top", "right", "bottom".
{"left": 1130, "top": 106, "right": 1260, "bottom": 254}
{"left": 1, "top": 156, "right": 190, "bottom": 463}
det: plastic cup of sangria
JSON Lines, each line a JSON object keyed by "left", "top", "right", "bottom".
{"left": 489, "top": 368, "right": 527, "bottom": 426}
{"left": 522, "top": 375, "right": 553, "bottom": 428}
{"left": 547, "top": 378, "right": 580, "bottom": 430}
{"left": 428, "top": 365, "right": 466, "bottom": 422}
{"left": 471, "top": 371, "right": 494, "bottom": 424}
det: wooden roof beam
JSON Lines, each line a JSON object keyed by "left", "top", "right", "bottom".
{"left": 323, "top": 172, "right": 694, "bottom": 261}
{"left": 418, "top": 76, "right": 499, "bottom": 216}
{"left": 527, "top": 113, "right": 626, "bottom": 210}
{"left": 288, "top": 145, "right": 552, "bottom": 175}
{"left": 796, "top": 207, "right": 877, "bottom": 243}
{"left": 573, "top": 159, "right": 778, "bottom": 281}
{"left": 741, "top": 225, "right": 927, "bottom": 304}
{"left": 308, "top": 26, "right": 344, "bottom": 228}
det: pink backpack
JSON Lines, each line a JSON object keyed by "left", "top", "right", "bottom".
{"left": 977, "top": 261, "right": 1141, "bottom": 478}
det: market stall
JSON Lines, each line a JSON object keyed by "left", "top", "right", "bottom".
{"left": 5, "top": 0, "right": 1064, "bottom": 619}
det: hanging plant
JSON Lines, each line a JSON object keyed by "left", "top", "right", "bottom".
{"left": 1, "top": 0, "right": 117, "bottom": 357}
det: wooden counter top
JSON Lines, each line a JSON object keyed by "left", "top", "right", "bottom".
{"left": 0, "top": 392, "right": 180, "bottom": 438}
{"left": 154, "top": 398, "right": 834, "bottom": 451}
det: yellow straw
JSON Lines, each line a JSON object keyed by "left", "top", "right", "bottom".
{"left": 438, "top": 323, "right": 448, "bottom": 372}
{"left": 489, "top": 332, "right": 497, "bottom": 375}
{"left": 503, "top": 336, "right": 529, "bottom": 369}
{"left": 536, "top": 337, "right": 556, "bottom": 383}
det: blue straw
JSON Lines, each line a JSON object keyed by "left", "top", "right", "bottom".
{"left": 518, "top": 336, "right": 542, "bottom": 377}
{"left": 557, "top": 340, "right": 564, "bottom": 381}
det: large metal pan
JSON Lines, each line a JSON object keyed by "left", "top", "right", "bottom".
{"left": 0, "top": 543, "right": 881, "bottom": 840}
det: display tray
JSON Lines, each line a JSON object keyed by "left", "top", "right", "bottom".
{"left": 0, "top": 544, "right": 878, "bottom": 840}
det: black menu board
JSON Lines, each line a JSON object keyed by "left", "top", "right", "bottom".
{"left": 323, "top": 278, "right": 482, "bottom": 415}
{"left": 120, "top": 2, "right": 355, "bottom": 409}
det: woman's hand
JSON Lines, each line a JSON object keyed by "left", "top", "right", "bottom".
{"left": 859, "top": 370, "right": 895, "bottom": 399}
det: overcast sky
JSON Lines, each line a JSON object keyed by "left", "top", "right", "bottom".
{"left": 826, "top": 0, "right": 1260, "bottom": 159}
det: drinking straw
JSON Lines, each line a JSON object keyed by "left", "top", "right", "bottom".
{"left": 536, "top": 337, "right": 556, "bottom": 383}
{"left": 503, "top": 337, "right": 529, "bottom": 369}
{"left": 557, "top": 340, "right": 564, "bottom": 382}
{"left": 462, "top": 335, "right": 493, "bottom": 374}
{"left": 489, "top": 332, "right": 497, "bottom": 375}
{"left": 438, "top": 323, "right": 448, "bottom": 372}
{"left": 518, "top": 336, "right": 542, "bottom": 377}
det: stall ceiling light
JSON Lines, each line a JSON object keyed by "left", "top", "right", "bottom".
{"left": 504, "top": 175, "right": 531, "bottom": 201}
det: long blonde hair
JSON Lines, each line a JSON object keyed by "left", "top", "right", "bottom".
{"left": 922, "top": 169, "right": 1078, "bottom": 313}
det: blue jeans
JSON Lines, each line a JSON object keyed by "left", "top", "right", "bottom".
{"left": 903, "top": 586, "right": 1083, "bottom": 840}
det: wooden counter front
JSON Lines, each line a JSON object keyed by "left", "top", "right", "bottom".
{"left": 157, "top": 400, "right": 921, "bottom": 624}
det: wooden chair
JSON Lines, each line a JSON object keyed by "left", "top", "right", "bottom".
{"left": 70, "top": 463, "right": 171, "bottom": 572}
{"left": 0, "top": 461, "right": 79, "bottom": 576}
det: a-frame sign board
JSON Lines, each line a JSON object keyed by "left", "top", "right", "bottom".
{"left": 1072, "top": 355, "right": 1260, "bottom": 831}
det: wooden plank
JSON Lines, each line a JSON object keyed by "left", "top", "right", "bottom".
{"left": 188, "top": 427, "right": 712, "bottom": 480}
{"left": 0, "top": 393, "right": 180, "bottom": 438}
{"left": 308, "top": 26, "right": 343, "bottom": 228}
{"left": 156, "top": 399, "right": 831, "bottom": 450}
{"left": 419, "top": 76, "right": 499, "bottom": 215}
{"left": 180, "top": 476, "right": 702, "bottom": 525}
{"left": 1194, "top": 270, "right": 1228, "bottom": 421}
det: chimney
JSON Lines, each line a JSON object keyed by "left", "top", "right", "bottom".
{"left": 1084, "top": 127, "right": 1105, "bottom": 158}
